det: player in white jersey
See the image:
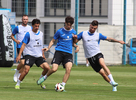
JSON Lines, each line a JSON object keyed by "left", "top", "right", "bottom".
{"left": 15, "top": 19, "right": 50, "bottom": 89}
{"left": 74, "top": 20, "right": 125, "bottom": 91}
{"left": 11, "top": 15, "right": 31, "bottom": 82}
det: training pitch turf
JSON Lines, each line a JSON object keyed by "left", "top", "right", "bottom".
{"left": 0, "top": 64, "right": 136, "bottom": 100}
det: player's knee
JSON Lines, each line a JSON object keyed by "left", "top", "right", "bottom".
{"left": 24, "top": 69, "right": 29, "bottom": 75}
{"left": 46, "top": 65, "right": 50, "bottom": 70}
{"left": 20, "top": 60, "right": 25, "bottom": 65}
{"left": 51, "top": 67, "right": 58, "bottom": 72}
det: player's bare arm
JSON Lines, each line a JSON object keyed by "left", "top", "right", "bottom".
{"left": 106, "top": 37, "right": 125, "bottom": 44}
{"left": 42, "top": 38, "right": 55, "bottom": 52}
{"left": 11, "top": 33, "right": 20, "bottom": 44}
{"left": 16, "top": 43, "right": 26, "bottom": 62}
{"left": 73, "top": 35, "right": 78, "bottom": 43}
{"left": 73, "top": 43, "right": 79, "bottom": 53}
{"left": 42, "top": 50, "right": 46, "bottom": 60}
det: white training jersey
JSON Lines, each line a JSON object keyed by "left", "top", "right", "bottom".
{"left": 17, "top": 25, "right": 31, "bottom": 43}
{"left": 12, "top": 25, "right": 32, "bottom": 48}
{"left": 77, "top": 31, "right": 107, "bottom": 58}
{"left": 22, "top": 30, "right": 43, "bottom": 57}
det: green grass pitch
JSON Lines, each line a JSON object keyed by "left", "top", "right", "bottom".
{"left": 0, "top": 64, "right": 136, "bottom": 100}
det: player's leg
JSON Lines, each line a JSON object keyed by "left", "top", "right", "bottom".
{"left": 62, "top": 62, "right": 72, "bottom": 85}
{"left": 37, "top": 63, "right": 59, "bottom": 85}
{"left": 40, "top": 63, "right": 50, "bottom": 76}
{"left": 88, "top": 57, "right": 110, "bottom": 83}
{"left": 36, "top": 57, "right": 50, "bottom": 89}
{"left": 88, "top": 53, "right": 117, "bottom": 91}
{"left": 18, "top": 59, "right": 25, "bottom": 73}
{"left": 86, "top": 58, "right": 89, "bottom": 67}
{"left": 99, "top": 68, "right": 110, "bottom": 82}
{"left": 13, "top": 59, "right": 25, "bottom": 82}
{"left": 48, "top": 51, "right": 63, "bottom": 76}
{"left": 98, "top": 55, "right": 118, "bottom": 91}
{"left": 60, "top": 52, "right": 73, "bottom": 90}
{"left": 15, "top": 65, "right": 30, "bottom": 89}
{"left": 99, "top": 58, "right": 118, "bottom": 86}
{"left": 99, "top": 58, "right": 111, "bottom": 75}
{"left": 13, "top": 48, "right": 24, "bottom": 82}
{"left": 15, "top": 55, "right": 35, "bottom": 89}
{"left": 37, "top": 51, "right": 63, "bottom": 85}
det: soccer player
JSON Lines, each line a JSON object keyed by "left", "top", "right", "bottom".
{"left": 15, "top": 19, "right": 50, "bottom": 89}
{"left": 74, "top": 20, "right": 125, "bottom": 91}
{"left": 11, "top": 15, "right": 31, "bottom": 82}
{"left": 37, "top": 16, "right": 78, "bottom": 91}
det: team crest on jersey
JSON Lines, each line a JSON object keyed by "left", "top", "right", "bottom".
{"left": 62, "top": 34, "right": 65, "bottom": 36}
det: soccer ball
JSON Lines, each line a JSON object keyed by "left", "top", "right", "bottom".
{"left": 55, "top": 83, "right": 64, "bottom": 92}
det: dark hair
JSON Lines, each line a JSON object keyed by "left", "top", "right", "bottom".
{"left": 65, "top": 16, "right": 74, "bottom": 25}
{"left": 91, "top": 20, "right": 98, "bottom": 26}
{"left": 32, "top": 19, "right": 41, "bottom": 25}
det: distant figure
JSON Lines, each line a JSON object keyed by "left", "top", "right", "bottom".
{"left": 11, "top": 15, "right": 31, "bottom": 82}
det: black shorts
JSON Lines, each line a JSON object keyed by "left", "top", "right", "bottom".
{"left": 87, "top": 53, "right": 104, "bottom": 72}
{"left": 17, "top": 48, "right": 24, "bottom": 59}
{"left": 24, "top": 55, "right": 46, "bottom": 67}
{"left": 51, "top": 51, "right": 73, "bottom": 68}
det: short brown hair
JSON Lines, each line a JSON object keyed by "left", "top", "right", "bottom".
{"left": 22, "top": 14, "right": 28, "bottom": 18}
{"left": 91, "top": 20, "right": 98, "bottom": 26}
{"left": 65, "top": 16, "right": 74, "bottom": 25}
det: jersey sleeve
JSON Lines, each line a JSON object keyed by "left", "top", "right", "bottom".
{"left": 77, "top": 31, "right": 83, "bottom": 41}
{"left": 99, "top": 33, "right": 107, "bottom": 40}
{"left": 73, "top": 30, "right": 77, "bottom": 35}
{"left": 53, "top": 30, "right": 60, "bottom": 40}
{"left": 22, "top": 32, "right": 30, "bottom": 44}
{"left": 12, "top": 26, "right": 19, "bottom": 35}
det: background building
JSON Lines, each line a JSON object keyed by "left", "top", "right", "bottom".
{"left": 0, "top": 0, "right": 136, "bottom": 65}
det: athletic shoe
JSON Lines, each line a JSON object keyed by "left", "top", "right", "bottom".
{"left": 40, "top": 83, "right": 46, "bottom": 89}
{"left": 62, "top": 90, "right": 66, "bottom": 92}
{"left": 37, "top": 77, "right": 45, "bottom": 85}
{"left": 112, "top": 86, "right": 117, "bottom": 91}
{"left": 15, "top": 85, "right": 20, "bottom": 89}
{"left": 13, "top": 73, "right": 19, "bottom": 82}
{"left": 111, "top": 81, "right": 118, "bottom": 87}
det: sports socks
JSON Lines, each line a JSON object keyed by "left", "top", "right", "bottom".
{"left": 15, "top": 70, "right": 19, "bottom": 74}
{"left": 62, "top": 82, "right": 66, "bottom": 86}
{"left": 18, "top": 73, "right": 21, "bottom": 79}
{"left": 108, "top": 74, "right": 114, "bottom": 82}
{"left": 16, "top": 79, "right": 21, "bottom": 86}
{"left": 43, "top": 75, "right": 47, "bottom": 79}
